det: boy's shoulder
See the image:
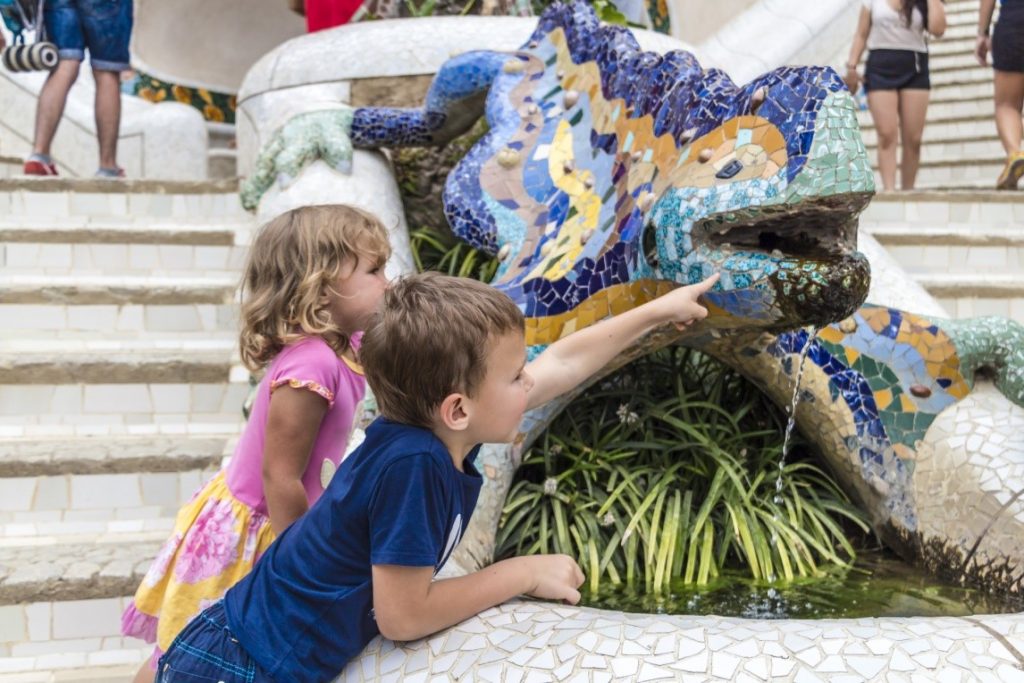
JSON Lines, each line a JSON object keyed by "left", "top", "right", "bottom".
{"left": 349, "top": 418, "right": 451, "bottom": 475}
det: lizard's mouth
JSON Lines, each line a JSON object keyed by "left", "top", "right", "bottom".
{"left": 692, "top": 194, "right": 864, "bottom": 259}
{"left": 647, "top": 193, "right": 873, "bottom": 329}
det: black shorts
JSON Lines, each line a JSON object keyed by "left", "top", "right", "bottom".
{"left": 993, "top": 2, "right": 1024, "bottom": 73}
{"left": 864, "top": 49, "right": 930, "bottom": 92}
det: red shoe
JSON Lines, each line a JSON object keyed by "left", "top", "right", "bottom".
{"left": 23, "top": 159, "right": 58, "bottom": 176}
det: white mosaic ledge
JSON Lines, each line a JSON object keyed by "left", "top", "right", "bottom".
{"left": 337, "top": 600, "right": 1024, "bottom": 682}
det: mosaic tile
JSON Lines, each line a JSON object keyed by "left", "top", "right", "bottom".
{"left": 240, "top": 2, "right": 1024, "bottom": 679}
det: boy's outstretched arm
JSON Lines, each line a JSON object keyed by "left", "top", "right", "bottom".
{"left": 371, "top": 555, "right": 584, "bottom": 642}
{"left": 525, "top": 274, "right": 719, "bottom": 410}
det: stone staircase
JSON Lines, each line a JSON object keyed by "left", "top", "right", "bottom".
{"left": 853, "top": 0, "right": 1024, "bottom": 322}
{"left": 0, "top": 173, "right": 253, "bottom": 681}
{"left": 857, "top": 0, "right": 1008, "bottom": 189}
{"left": 860, "top": 190, "right": 1024, "bottom": 323}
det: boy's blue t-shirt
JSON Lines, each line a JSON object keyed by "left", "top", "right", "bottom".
{"left": 222, "top": 417, "right": 483, "bottom": 683}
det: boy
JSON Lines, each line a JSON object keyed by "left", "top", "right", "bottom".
{"left": 156, "top": 270, "right": 718, "bottom": 682}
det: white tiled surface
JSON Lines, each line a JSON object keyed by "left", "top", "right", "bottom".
{"left": 1, "top": 242, "right": 247, "bottom": 276}
{"left": 0, "top": 381, "right": 250, "bottom": 423}
{"left": 0, "top": 190, "right": 248, "bottom": 220}
{"left": 0, "top": 304, "right": 238, "bottom": 336}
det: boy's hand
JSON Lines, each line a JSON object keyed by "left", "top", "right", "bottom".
{"left": 518, "top": 555, "right": 585, "bottom": 604}
{"left": 655, "top": 273, "right": 719, "bottom": 330}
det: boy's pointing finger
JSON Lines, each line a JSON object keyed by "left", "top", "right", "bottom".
{"left": 695, "top": 272, "right": 720, "bottom": 293}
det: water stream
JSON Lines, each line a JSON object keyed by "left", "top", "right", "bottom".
{"left": 770, "top": 327, "right": 818, "bottom": 555}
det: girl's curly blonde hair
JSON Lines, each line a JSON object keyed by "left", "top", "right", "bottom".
{"left": 239, "top": 204, "right": 391, "bottom": 371}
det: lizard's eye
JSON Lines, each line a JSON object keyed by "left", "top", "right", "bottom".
{"left": 715, "top": 159, "right": 744, "bottom": 180}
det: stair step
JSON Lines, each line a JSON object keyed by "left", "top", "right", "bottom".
{"left": 931, "top": 64, "right": 992, "bottom": 81}
{"left": 908, "top": 159, "right": 1006, "bottom": 188}
{"left": 0, "top": 660, "right": 142, "bottom": 681}
{"left": 1, "top": 242, "right": 247, "bottom": 278}
{"left": 945, "top": 6, "right": 979, "bottom": 23}
{"left": 0, "top": 219, "right": 243, "bottom": 246}
{"left": 860, "top": 124, "right": 998, "bottom": 149}
{"left": 0, "top": 155, "right": 21, "bottom": 179}
{"left": 0, "top": 469, "right": 212, "bottom": 547}
{"left": 917, "top": 273, "right": 1024, "bottom": 297}
{"left": 861, "top": 138, "right": 1003, "bottom": 163}
{"left": 0, "top": 340, "right": 236, "bottom": 384}
{"left": 0, "top": 274, "right": 237, "bottom": 305}
{"left": 0, "top": 434, "right": 231, "bottom": 477}
{"left": 0, "top": 593, "right": 147, "bottom": 677}
{"left": 857, "top": 98, "right": 993, "bottom": 127}
{"left": 0, "top": 380, "right": 250, "bottom": 431}
{"left": 860, "top": 120, "right": 997, "bottom": 148}
{"left": 0, "top": 533, "right": 164, "bottom": 605}
{"left": 0, "top": 179, "right": 245, "bottom": 223}
{"left": 0, "top": 303, "right": 238, "bottom": 336}
{"left": 930, "top": 36, "right": 984, "bottom": 56}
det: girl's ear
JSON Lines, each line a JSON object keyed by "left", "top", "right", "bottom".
{"left": 438, "top": 392, "right": 470, "bottom": 432}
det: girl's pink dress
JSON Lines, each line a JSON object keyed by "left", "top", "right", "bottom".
{"left": 121, "top": 336, "right": 366, "bottom": 664}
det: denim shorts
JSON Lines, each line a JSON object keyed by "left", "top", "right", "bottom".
{"left": 156, "top": 601, "right": 273, "bottom": 683}
{"left": 43, "top": 0, "right": 133, "bottom": 71}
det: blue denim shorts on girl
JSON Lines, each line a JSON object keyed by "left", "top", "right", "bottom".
{"left": 156, "top": 601, "right": 272, "bottom": 683}
{"left": 43, "top": 0, "right": 132, "bottom": 71}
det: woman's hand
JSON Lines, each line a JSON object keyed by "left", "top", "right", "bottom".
{"left": 975, "top": 34, "right": 991, "bottom": 66}
{"left": 844, "top": 66, "right": 860, "bottom": 95}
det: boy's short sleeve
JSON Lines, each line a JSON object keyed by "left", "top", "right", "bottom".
{"left": 269, "top": 339, "right": 341, "bottom": 407}
{"left": 369, "top": 455, "right": 448, "bottom": 567}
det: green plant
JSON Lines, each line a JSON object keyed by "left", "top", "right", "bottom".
{"left": 404, "top": 0, "right": 439, "bottom": 16}
{"left": 405, "top": 220, "right": 869, "bottom": 596}
{"left": 497, "top": 347, "right": 869, "bottom": 595}
{"left": 409, "top": 225, "right": 501, "bottom": 282}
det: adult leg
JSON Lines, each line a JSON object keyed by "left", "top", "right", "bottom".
{"left": 92, "top": 68, "right": 122, "bottom": 170}
{"left": 868, "top": 90, "right": 900, "bottom": 191}
{"left": 993, "top": 69, "right": 1024, "bottom": 155}
{"left": 31, "top": 59, "right": 81, "bottom": 157}
{"left": 897, "top": 89, "right": 930, "bottom": 190}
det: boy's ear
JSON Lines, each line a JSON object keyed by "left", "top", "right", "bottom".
{"left": 438, "top": 392, "right": 470, "bottom": 432}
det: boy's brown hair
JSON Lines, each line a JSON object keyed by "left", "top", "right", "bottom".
{"left": 360, "top": 271, "right": 525, "bottom": 428}
{"left": 238, "top": 204, "right": 391, "bottom": 371}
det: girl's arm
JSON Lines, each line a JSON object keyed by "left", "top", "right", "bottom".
{"left": 844, "top": 7, "right": 872, "bottom": 92}
{"left": 262, "top": 386, "right": 329, "bottom": 535}
{"left": 371, "top": 555, "right": 584, "bottom": 642}
{"left": 926, "top": 0, "right": 946, "bottom": 38}
{"left": 524, "top": 274, "right": 718, "bottom": 411}
{"left": 976, "top": 0, "right": 997, "bottom": 65}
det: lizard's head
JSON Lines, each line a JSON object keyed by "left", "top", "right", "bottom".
{"left": 447, "top": 1, "right": 872, "bottom": 347}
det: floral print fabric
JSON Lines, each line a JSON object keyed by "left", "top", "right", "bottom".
{"left": 121, "top": 471, "right": 275, "bottom": 667}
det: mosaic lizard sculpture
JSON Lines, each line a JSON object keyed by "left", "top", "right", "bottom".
{"left": 241, "top": 1, "right": 1024, "bottom": 593}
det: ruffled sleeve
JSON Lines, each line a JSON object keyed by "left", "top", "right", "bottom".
{"left": 268, "top": 338, "right": 343, "bottom": 407}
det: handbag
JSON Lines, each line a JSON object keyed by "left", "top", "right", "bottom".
{"left": 1, "top": 0, "right": 58, "bottom": 71}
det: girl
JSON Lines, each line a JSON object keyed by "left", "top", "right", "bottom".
{"left": 845, "top": 0, "right": 947, "bottom": 191}
{"left": 121, "top": 204, "right": 391, "bottom": 682}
